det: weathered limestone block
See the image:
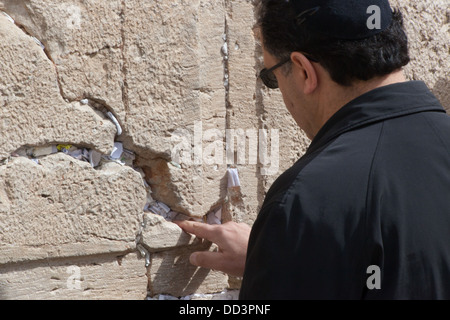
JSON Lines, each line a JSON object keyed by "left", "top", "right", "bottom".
{"left": 140, "top": 212, "right": 198, "bottom": 252}
{"left": 0, "top": 253, "right": 147, "bottom": 300}
{"left": 148, "top": 243, "right": 229, "bottom": 298}
{"left": 122, "top": 0, "right": 226, "bottom": 157}
{"left": 0, "top": 154, "right": 147, "bottom": 265}
{"left": 0, "top": 0, "right": 126, "bottom": 118}
{"left": 140, "top": 155, "right": 227, "bottom": 218}
{"left": 140, "top": 211, "right": 230, "bottom": 298}
{"left": 225, "top": 0, "right": 270, "bottom": 224}
{"left": 390, "top": 0, "right": 449, "bottom": 111}
{"left": 259, "top": 88, "right": 310, "bottom": 194}
{"left": 0, "top": 13, "right": 117, "bottom": 160}
{"left": 122, "top": 0, "right": 229, "bottom": 217}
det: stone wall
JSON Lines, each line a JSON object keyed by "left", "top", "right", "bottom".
{"left": 0, "top": 0, "right": 448, "bottom": 300}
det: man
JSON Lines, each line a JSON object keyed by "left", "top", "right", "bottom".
{"left": 176, "top": 0, "right": 450, "bottom": 299}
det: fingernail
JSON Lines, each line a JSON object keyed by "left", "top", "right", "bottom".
{"left": 189, "top": 252, "right": 198, "bottom": 266}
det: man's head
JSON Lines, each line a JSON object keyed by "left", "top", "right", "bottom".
{"left": 256, "top": 0, "right": 410, "bottom": 138}
{"left": 257, "top": 0, "right": 410, "bottom": 87}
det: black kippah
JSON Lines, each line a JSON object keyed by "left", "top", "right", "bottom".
{"left": 290, "top": 0, "right": 393, "bottom": 40}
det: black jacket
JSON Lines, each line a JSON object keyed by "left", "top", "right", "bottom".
{"left": 240, "top": 81, "right": 450, "bottom": 299}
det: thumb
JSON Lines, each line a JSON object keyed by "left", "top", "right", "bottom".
{"left": 189, "top": 251, "right": 223, "bottom": 271}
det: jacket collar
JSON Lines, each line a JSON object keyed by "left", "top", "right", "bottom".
{"left": 307, "top": 81, "right": 445, "bottom": 154}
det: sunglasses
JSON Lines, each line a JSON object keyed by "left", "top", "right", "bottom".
{"left": 259, "top": 54, "right": 319, "bottom": 89}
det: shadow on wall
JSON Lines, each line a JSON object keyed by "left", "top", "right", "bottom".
{"left": 432, "top": 77, "right": 450, "bottom": 113}
{"left": 0, "top": 285, "right": 5, "bottom": 300}
{"left": 149, "top": 241, "right": 215, "bottom": 298}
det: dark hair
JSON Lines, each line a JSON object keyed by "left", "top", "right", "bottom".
{"left": 256, "top": 0, "right": 410, "bottom": 86}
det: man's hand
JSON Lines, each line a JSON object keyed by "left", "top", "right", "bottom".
{"left": 173, "top": 221, "right": 251, "bottom": 277}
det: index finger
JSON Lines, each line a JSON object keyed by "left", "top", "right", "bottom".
{"left": 174, "top": 220, "right": 219, "bottom": 242}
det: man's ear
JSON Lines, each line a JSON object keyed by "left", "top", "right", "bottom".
{"left": 290, "top": 52, "right": 318, "bottom": 94}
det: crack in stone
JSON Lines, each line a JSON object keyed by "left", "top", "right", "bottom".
{"left": 120, "top": 0, "right": 130, "bottom": 117}
{"left": 1, "top": 10, "right": 68, "bottom": 103}
{"left": 223, "top": 0, "right": 233, "bottom": 165}
{"left": 223, "top": 0, "right": 231, "bottom": 112}
{"left": 62, "top": 44, "right": 122, "bottom": 58}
